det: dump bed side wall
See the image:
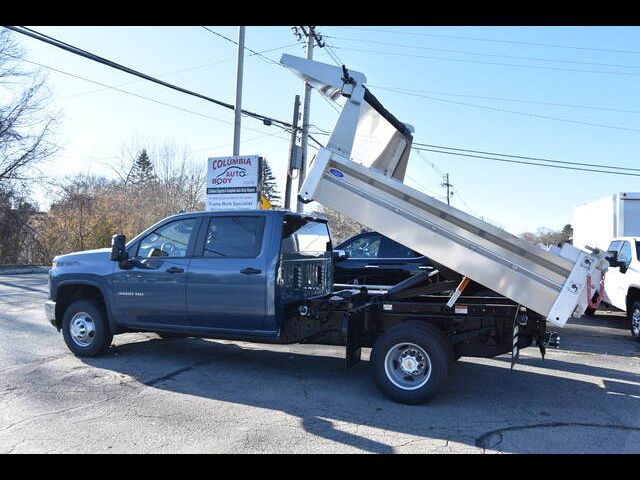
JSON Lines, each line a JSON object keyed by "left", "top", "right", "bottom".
{"left": 302, "top": 151, "right": 584, "bottom": 320}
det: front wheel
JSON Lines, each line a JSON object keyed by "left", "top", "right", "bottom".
{"left": 61, "top": 299, "right": 113, "bottom": 357}
{"left": 371, "top": 321, "right": 453, "bottom": 404}
{"left": 629, "top": 301, "right": 640, "bottom": 342}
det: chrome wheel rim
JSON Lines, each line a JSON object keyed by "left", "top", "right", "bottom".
{"left": 384, "top": 342, "right": 432, "bottom": 391}
{"left": 70, "top": 312, "right": 96, "bottom": 347}
{"left": 632, "top": 308, "right": 640, "bottom": 337}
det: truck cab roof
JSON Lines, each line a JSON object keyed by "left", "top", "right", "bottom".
{"left": 160, "top": 209, "right": 327, "bottom": 223}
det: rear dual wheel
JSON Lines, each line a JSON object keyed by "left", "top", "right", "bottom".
{"left": 371, "top": 321, "right": 453, "bottom": 404}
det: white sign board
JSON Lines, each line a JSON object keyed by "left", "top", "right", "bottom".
{"left": 206, "top": 155, "right": 261, "bottom": 211}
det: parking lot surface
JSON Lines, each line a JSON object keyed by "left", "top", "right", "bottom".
{"left": 1, "top": 273, "right": 639, "bottom": 453}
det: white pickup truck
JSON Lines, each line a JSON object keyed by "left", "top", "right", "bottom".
{"left": 603, "top": 237, "right": 640, "bottom": 341}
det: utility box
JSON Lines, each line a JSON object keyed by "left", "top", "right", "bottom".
{"left": 573, "top": 192, "right": 640, "bottom": 252}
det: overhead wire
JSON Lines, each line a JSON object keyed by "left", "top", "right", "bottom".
{"left": 326, "top": 26, "right": 640, "bottom": 56}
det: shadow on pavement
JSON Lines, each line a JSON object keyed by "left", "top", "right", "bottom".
{"left": 81, "top": 333, "right": 640, "bottom": 453}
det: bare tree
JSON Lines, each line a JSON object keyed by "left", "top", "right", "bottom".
{"left": 520, "top": 226, "right": 572, "bottom": 246}
{"left": 313, "top": 205, "right": 367, "bottom": 244}
{"left": 0, "top": 29, "right": 58, "bottom": 186}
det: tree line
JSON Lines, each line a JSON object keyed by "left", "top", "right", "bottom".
{"left": 0, "top": 30, "right": 285, "bottom": 265}
{"left": 0, "top": 29, "right": 572, "bottom": 266}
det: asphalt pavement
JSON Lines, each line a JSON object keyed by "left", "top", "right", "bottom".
{"left": 1, "top": 273, "right": 639, "bottom": 453}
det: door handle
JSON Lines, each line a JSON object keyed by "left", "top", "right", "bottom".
{"left": 364, "top": 265, "right": 380, "bottom": 269}
{"left": 240, "top": 268, "right": 262, "bottom": 275}
{"left": 166, "top": 267, "right": 184, "bottom": 274}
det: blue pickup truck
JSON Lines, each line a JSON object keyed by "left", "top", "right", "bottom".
{"left": 45, "top": 209, "right": 547, "bottom": 404}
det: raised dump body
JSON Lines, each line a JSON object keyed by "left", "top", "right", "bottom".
{"left": 281, "top": 54, "right": 609, "bottom": 328}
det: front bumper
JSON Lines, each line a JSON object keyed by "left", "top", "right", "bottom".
{"left": 44, "top": 300, "right": 57, "bottom": 328}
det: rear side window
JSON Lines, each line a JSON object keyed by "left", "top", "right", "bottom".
{"left": 341, "top": 234, "right": 383, "bottom": 259}
{"left": 281, "top": 218, "right": 331, "bottom": 257}
{"left": 380, "top": 238, "right": 420, "bottom": 258}
{"left": 202, "top": 216, "right": 265, "bottom": 258}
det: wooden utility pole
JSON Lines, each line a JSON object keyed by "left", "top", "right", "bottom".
{"left": 296, "top": 27, "right": 315, "bottom": 213}
{"left": 284, "top": 95, "right": 301, "bottom": 210}
{"left": 442, "top": 173, "right": 453, "bottom": 205}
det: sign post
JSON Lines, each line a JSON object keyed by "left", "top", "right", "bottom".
{"left": 206, "top": 155, "right": 262, "bottom": 211}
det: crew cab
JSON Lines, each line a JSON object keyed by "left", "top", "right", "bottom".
{"left": 44, "top": 209, "right": 549, "bottom": 404}
{"left": 603, "top": 237, "right": 640, "bottom": 340}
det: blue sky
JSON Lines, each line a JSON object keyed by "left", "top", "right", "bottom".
{"left": 10, "top": 25, "right": 640, "bottom": 235}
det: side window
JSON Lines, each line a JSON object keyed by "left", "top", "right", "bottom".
{"left": 137, "top": 218, "right": 197, "bottom": 258}
{"left": 618, "top": 241, "right": 632, "bottom": 265}
{"left": 607, "top": 240, "right": 622, "bottom": 254}
{"left": 380, "top": 237, "right": 420, "bottom": 258}
{"left": 341, "top": 234, "right": 383, "bottom": 259}
{"left": 203, "top": 216, "right": 265, "bottom": 258}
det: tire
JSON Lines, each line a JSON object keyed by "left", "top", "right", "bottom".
{"left": 157, "top": 332, "right": 188, "bottom": 339}
{"left": 371, "top": 321, "right": 453, "bottom": 405}
{"left": 629, "top": 301, "right": 640, "bottom": 342}
{"left": 61, "top": 299, "right": 113, "bottom": 357}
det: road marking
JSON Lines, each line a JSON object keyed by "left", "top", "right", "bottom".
{"left": 0, "top": 290, "right": 47, "bottom": 297}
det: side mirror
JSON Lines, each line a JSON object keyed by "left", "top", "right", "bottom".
{"left": 110, "top": 234, "right": 127, "bottom": 262}
{"left": 332, "top": 249, "right": 348, "bottom": 262}
{"left": 607, "top": 251, "right": 629, "bottom": 273}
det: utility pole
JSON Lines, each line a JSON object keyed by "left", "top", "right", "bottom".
{"left": 284, "top": 95, "right": 301, "bottom": 210}
{"left": 296, "top": 26, "right": 315, "bottom": 213}
{"left": 442, "top": 173, "right": 453, "bottom": 205}
{"left": 232, "top": 26, "right": 245, "bottom": 156}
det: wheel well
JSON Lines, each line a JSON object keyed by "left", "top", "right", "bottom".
{"left": 54, "top": 284, "right": 107, "bottom": 329}
{"left": 626, "top": 287, "right": 640, "bottom": 314}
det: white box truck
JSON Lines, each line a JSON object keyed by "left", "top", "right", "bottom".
{"left": 573, "top": 193, "right": 640, "bottom": 252}
{"left": 573, "top": 193, "right": 640, "bottom": 340}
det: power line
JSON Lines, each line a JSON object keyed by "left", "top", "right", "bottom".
{"left": 327, "top": 26, "right": 640, "bottom": 56}
{"left": 411, "top": 146, "right": 640, "bottom": 177}
{"left": 200, "top": 26, "right": 285, "bottom": 67}
{"left": 5, "top": 26, "right": 295, "bottom": 131}
{"left": 370, "top": 84, "right": 640, "bottom": 115}
{"left": 200, "top": 26, "right": 340, "bottom": 127}
{"left": 61, "top": 42, "right": 300, "bottom": 101}
{"left": 413, "top": 142, "right": 640, "bottom": 173}
{"left": 9, "top": 54, "right": 293, "bottom": 143}
{"left": 327, "top": 44, "right": 640, "bottom": 77}
{"left": 374, "top": 86, "right": 640, "bottom": 134}
{"left": 326, "top": 35, "right": 640, "bottom": 70}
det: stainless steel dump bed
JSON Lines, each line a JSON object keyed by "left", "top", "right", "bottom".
{"left": 281, "top": 54, "right": 609, "bottom": 328}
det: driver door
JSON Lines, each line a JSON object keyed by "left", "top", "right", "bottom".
{"left": 605, "top": 240, "right": 631, "bottom": 310}
{"left": 111, "top": 217, "right": 200, "bottom": 328}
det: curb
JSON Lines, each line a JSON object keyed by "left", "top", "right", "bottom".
{"left": 0, "top": 266, "right": 50, "bottom": 275}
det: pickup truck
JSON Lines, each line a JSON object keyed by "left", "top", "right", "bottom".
{"left": 602, "top": 237, "right": 640, "bottom": 340}
{"left": 44, "top": 54, "right": 608, "bottom": 404}
{"left": 44, "top": 209, "right": 549, "bottom": 404}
